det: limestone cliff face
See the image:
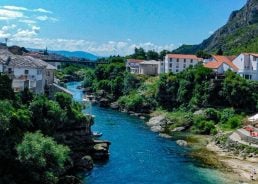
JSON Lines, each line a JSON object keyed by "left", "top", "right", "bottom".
{"left": 173, "top": 0, "right": 258, "bottom": 55}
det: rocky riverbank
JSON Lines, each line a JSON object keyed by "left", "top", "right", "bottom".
{"left": 55, "top": 113, "right": 110, "bottom": 182}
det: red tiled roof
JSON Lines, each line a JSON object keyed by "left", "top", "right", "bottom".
{"left": 127, "top": 59, "right": 144, "bottom": 63}
{"left": 166, "top": 54, "right": 202, "bottom": 60}
{"left": 212, "top": 55, "right": 238, "bottom": 71}
{"left": 204, "top": 61, "right": 223, "bottom": 69}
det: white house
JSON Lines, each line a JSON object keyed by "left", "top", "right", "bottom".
{"left": 0, "top": 49, "right": 56, "bottom": 93}
{"left": 164, "top": 54, "right": 202, "bottom": 73}
{"left": 126, "top": 59, "right": 143, "bottom": 74}
{"left": 232, "top": 53, "right": 258, "bottom": 80}
{"left": 139, "top": 60, "right": 160, "bottom": 75}
{"left": 204, "top": 55, "right": 238, "bottom": 74}
{"left": 126, "top": 59, "right": 163, "bottom": 75}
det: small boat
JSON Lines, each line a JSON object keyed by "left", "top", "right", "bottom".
{"left": 93, "top": 131, "right": 103, "bottom": 137}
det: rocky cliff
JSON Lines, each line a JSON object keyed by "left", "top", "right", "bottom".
{"left": 173, "top": 0, "right": 258, "bottom": 55}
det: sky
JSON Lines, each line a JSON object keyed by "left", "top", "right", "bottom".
{"left": 0, "top": 0, "right": 247, "bottom": 56}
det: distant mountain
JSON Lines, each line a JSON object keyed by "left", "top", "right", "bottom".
{"left": 173, "top": 0, "right": 258, "bottom": 55}
{"left": 48, "top": 50, "right": 99, "bottom": 61}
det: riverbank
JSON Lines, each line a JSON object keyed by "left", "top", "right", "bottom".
{"left": 207, "top": 141, "right": 258, "bottom": 183}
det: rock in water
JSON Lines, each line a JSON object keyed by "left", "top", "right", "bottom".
{"left": 146, "top": 115, "right": 168, "bottom": 133}
{"left": 110, "top": 102, "right": 119, "bottom": 110}
{"left": 176, "top": 140, "right": 188, "bottom": 147}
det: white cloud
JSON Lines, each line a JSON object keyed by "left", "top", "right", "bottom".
{"left": 2, "top": 5, "right": 28, "bottom": 11}
{"left": 19, "top": 19, "right": 37, "bottom": 24}
{"left": 8, "top": 36, "right": 175, "bottom": 56}
{"left": 36, "top": 15, "right": 58, "bottom": 22}
{"left": 2, "top": 24, "right": 16, "bottom": 31}
{"left": 0, "top": 30, "right": 11, "bottom": 38}
{"left": 13, "top": 29, "right": 38, "bottom": 38}
{"left": 0, "top": 9, "right": 24, "bottom": 20}
{"left": 33, "top": 8, "right": 52, "bottom": 14}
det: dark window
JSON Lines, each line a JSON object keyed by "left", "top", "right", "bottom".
{"left": 183, "top": 64, "right": 186, "bottom": 68}
{"left": 176, "top": 69, "right": 179, "bottom": 72}
{"left": 177, "top": 59, "right": 179, "bottom": 62}
{"left": 170, "top": 58, "right": 172, "bottom": 62}
{"left": 8, "top": 68, "right": 12, "bottom": 74}
{"left": 190, "top": 59, "right": 193, "bottom": 63}
{"left": 169, "top": 63, "right": 172, "bottom": 67}
{"left": 184, "top": 59, "right": 186, "bottom": 63}
{"left": 25, "top": 70, "right": 29, "bottom": 75}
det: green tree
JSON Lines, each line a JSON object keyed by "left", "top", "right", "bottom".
{"left": 146, "top": 50, "right": 159, "bottom": 60}
{"left": 17, "top": 132, "right": 70, "bottom": 184}
{"left": 0, "top": 74, "right": 15, "bottom": 100}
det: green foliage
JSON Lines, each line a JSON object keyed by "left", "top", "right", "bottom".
{"left": 204, "top": 108, "right": 220, "bottom": 122}
{"left": 20, "top": 88, "right": 33, "bottom": 105}
{"left": 29, "top": 96, "right": 63, "bottom": 135}
{"left": 0, "top": 74, "right": 15, "bottom": 100}
{"left": 17, "top": 131, "right": 70, "bottom": 184}
{"left": 156, "top": 73, "right": 178, "bottom": 110}
{"left": 118, "top": 92, "right": 144, "bottom": 112}
{"left": 55, "top": 92, "right": 72, "bottom": 110}
{"left": 82, "top": 69, "right": 95, "bottom": 88}
{"left": 123, "top": 72, "right": 143, "bottom": 95}
{"left": 196, "top": 50, "right": 211, "bottom": 59}
{"left": 193, "top": 117, "right": 216, "bottom": 135}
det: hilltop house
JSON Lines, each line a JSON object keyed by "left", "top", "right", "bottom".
{"left": 204, "top": 55, "right": 238, "bottom": 74}
{"left": 164, "top": 54, "right": 202, "bottom": 73}
{"left": 232, "top": 53, "right": 258, "bottom": 80}
{"left": 126, "top": 59, "right": 163, "bottom": 75}
{"left": 0, "top": 49, "right": 56, "bottom": 94}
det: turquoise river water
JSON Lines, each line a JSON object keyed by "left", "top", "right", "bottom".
{"left": 67, "top": 82, "right": 231, "bottom": 184}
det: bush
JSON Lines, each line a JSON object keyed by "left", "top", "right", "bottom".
{"left": 219, "top": 108, "right": 235, "bottom": 123}
{"left": 118, "top": 93, "right": 144, "bottom": 112}
{"left": 17, "top": 132, "right": 70, "bottom": 184}
{"left": 204, "top": 108, "right": 220, "bottom": 122}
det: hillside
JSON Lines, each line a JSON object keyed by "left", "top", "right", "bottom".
{"left": 49, "top": 50, "right": 99, "bottom": 61}
{"left": 173, "top": 0, "right": 258, "bottom": 55}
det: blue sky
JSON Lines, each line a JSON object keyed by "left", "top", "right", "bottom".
{"left": 0, "top": 0, "right": 246, "bottom": 56}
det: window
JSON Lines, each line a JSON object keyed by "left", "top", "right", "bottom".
{"left": 161, "top": 62, "right": 163, "bottom": 66}
{"left": 169, "top": 63, "right": 172, "bottom": 68}
{"left": 170, "top": 58, "right": 172, "bottom": 62}
{"left": 184, "top": 59, "right": 186, "bottom": 63}
{"left": 190, "top": 59, "right": 193, "bottom": 63}
{"left": 176, "top": 65, "right": 179, "bottom": 68}
{"left": 183, "top": 64, "right": 186, "bottom": 68}
{"left": 37, "top": 69, "right": 42, "bottom": 75}
{"left": 25, "top": 70, "right": 29, "bottom": 75}
{"left": 176, "top": 69, "right": 179, "bottom": 72}
{"left": 177, "top": 59, "right": 179, "bottom": 62}
{"left": 169, "top": 69, "right": 172, "bottom": 72}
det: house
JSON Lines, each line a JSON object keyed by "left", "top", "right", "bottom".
{"left": 0, "top": 49, "right": 56, "bottom": 94}
{"left": 138, "top": 60, "right": 160, "bottom": 75}
{"left": 204, "top": 55, "right": 238, "bottom": 74}
{"left": 164, "top": 54, "right": 202, "bottom": 73}
{"left": 126, "top": 59, "right": 163, "bottom": 75}
{"left": 126, "top": 59, "right": 143, "bottom": 74}
{"left": 232, "top": 53, "right": 258, "bottom": 80}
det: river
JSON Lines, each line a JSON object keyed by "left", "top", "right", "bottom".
{"left": 67, "top": 82, "right": 230, "bottom": 184}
